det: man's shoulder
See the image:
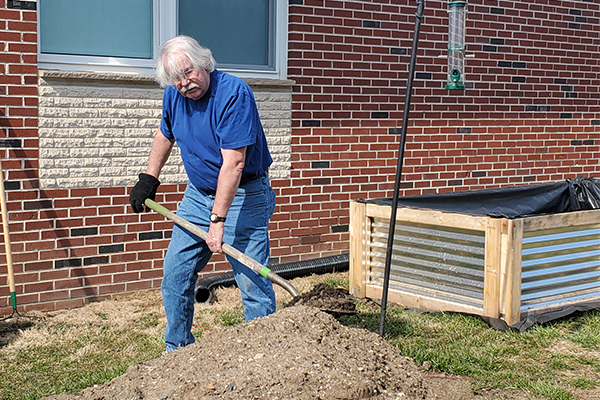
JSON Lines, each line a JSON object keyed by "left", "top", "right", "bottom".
{"left": 162, "top": 85, "right": 179, "bottom": 101}
{"left": 213, "top": 70, "right": 251, "bottom": 94}
{"left": 213, "top": 69, "right": 241, "bottom": 83}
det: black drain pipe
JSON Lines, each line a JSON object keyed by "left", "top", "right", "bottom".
{"left": 195, "top": 253, "right": 350, "bottom": 303}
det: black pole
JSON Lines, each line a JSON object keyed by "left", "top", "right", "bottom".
{"left": 379, "top": 0, "right": 425, "bottom": 337}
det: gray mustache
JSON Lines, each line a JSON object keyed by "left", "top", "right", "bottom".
{"left": 180, "top": 83, "right": 200, "bottom": 94}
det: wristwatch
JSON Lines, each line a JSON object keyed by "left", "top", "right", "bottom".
{"left": 209, "top": 213, "right": 226, "bottom": 223}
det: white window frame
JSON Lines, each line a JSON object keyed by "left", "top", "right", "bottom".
{"left": 37, "top": 0, "right": 288, "bottom": 80}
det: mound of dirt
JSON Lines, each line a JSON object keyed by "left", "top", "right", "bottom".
{"left": 37, "top": 272, "right": 544, "bottom": 400}
{"left": 44, "top": 305, "right": 427, "bottom": 400}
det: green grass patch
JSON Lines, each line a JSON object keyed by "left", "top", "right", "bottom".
{"left": 219, "top": 307, "right": 245, "bottom": 327}
{"left": 321, "top": 274, "right": 350, "bottom": 289}
{"left": 0, "top": 322, "right": 164, "bottom": 400}
{"left": 338, "top": 295, "right": 600, "bottom": 400}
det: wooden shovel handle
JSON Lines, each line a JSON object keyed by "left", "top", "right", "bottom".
{"left": 0, "top": 156, "right": 16, "bottom": 308}
{"left": 144, "top": 199, "right": 299, "bottom": 298}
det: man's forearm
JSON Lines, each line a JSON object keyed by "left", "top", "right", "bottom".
{"left": 147, "top": 129, "right": 174, "bottom": 178}
{"left": 213, "top": 167, "right": 242, "bottom": 217}
{"left": 212, "top": 147, "right": 246, "bottom": 218}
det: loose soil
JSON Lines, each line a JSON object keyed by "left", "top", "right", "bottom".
{"left": 40, "top": 277, "right": 542, "bottom": 400}
{"left": 282, "top": 282, "right": 357, "bottom": 316}
{"left": 42, "top": 304, "right": 534, "bottom": 400}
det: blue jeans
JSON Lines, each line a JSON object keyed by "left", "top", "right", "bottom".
{"left": 161, "top": 175, "right": 276, "bottom": 352}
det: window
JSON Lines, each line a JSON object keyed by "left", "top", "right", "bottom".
{"left": 40, "top": 0, "right": 153, "bottom": 59}
{"left": 179, "top": 0, "right": 274, "bottom": 71}
{"left": 38, "top": 0, "right": 287, "bottom": 79}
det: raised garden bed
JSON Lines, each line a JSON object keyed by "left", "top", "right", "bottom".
{"left": 349, "top": 178, "right": 600, "bottom": 330}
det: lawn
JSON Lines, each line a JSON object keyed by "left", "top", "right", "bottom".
{"left": 0, "top": 272, "right": 598, "bottom": 400}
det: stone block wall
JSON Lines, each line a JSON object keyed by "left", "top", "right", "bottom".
{"left": 38, "top": 72, "right": 292, "bottom": 189}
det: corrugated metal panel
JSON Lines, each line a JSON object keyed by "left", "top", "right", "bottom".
{"left": 521, "top": 224, "right": 600, "bottom": 311}
{"left": 368, "top": 218, "right": 486, "bottom": 309}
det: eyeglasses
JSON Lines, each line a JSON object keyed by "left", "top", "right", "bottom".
{"left": 171, "top": 68, "right": 195, "bottom": 83}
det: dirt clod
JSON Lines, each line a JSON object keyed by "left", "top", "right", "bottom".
{"left": 283, "top": 283, "right": 357, "bottom": 316}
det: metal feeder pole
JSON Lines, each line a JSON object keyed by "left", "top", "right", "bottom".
{"left": 379, "top": 0, "right": 425, "bottom": 337}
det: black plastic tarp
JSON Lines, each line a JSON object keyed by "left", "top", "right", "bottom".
{"left": 364, "top": 176, "right": 600, "bottom": 219}
{"left": 482, "top": 300, "right": 600, "bottom": 332}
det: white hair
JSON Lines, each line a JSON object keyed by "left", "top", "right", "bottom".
{"left": 155, "top": 35, "right": 217, "bottom": 87}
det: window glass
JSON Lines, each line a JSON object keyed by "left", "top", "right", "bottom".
{"left": 39, "top": 0, "right": 153, "bottom": 59}
{"left": 178, "top": 0, "right": 273, "bottom": 70}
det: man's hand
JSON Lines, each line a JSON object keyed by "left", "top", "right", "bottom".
{"left": 129, "top": 173, "right": 160, "bottom": 213}
{"left": 207, "top": 222, "right": 224, "bottom": 253}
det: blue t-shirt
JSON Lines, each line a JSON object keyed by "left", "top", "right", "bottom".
{"left": 160, "top": 70, "right": 272, "bottom": 191}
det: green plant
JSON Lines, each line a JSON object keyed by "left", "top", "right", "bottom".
{"left": 0, "top": 322, "right": 164, "bottom": 400}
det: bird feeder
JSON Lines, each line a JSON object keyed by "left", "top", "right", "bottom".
{"left": 446, "top": 1, "right": 467, "bottom": 90}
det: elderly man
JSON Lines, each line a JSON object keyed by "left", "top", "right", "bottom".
{"left": 129, "top": 35, "right": 276, "bottom": 352}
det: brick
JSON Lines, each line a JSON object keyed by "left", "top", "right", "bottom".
{"left": 24, "top": 261, "right": 53, "bottom": 271}
{"left": 139, "top": 231, "right": 163, "bottom": 241}
{"left": 54, "top": 258, "right": 82, "bottom": 269}
{"left": 99, "top": 244, "right": 124, "bottom": 254}
{"left": 112, "top": 272, "right": 139, "bottom": 283}
{"left": 24, "top": 281, "right": 53, "bottom": 293}
{"left": 0, "top": 139, "right": 22, "bottom": 147}
{"left": 7, "top": 1, "right": 37, "bottom": 10}
{"left": 83, "top": 256, "right": 110, "bottom": 266}
{"left": 71, "top": 227, "right": 98, "bottom": 237}
{"left": 126, "top": 280, "right": 153, "bottom": 291}
{"left": 98, "top": 284, "right": 126, "bottom": 295}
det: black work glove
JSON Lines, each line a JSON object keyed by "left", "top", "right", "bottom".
{"left": 129, "top": 173, "right": 160, "bottom": 213}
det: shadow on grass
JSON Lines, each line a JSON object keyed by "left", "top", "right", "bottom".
{"left": 337, "top": 308, "right": 412, "bottom": 340}
{"left": 0, "top": 317, "right": 35, "bottom": 348}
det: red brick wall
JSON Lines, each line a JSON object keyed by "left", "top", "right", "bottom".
{"left": 0, "top": 0, "right": 41, "bottom": 312}
{"left": 1, "top": 0, "right": 600, "bottom": 314}
{"left": 279, "top": 0, "right": 600, "bottom": 259}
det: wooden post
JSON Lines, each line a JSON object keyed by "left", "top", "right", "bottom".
{"left": 350, "top": 201, "right": 369, "bottom": 298}
{"left": 503, "top": 219, "right": 523, "bottom": 325}
{"left": 483, "top": 218, "right": 503, "bottom": 319}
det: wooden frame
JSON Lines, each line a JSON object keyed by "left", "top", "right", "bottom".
{"left": 350, "top": 201, "right": 600, "bottom": 325}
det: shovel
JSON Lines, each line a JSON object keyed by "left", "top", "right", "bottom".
{"left": 144, "top": 199, "right": 299, "bottom": 298}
